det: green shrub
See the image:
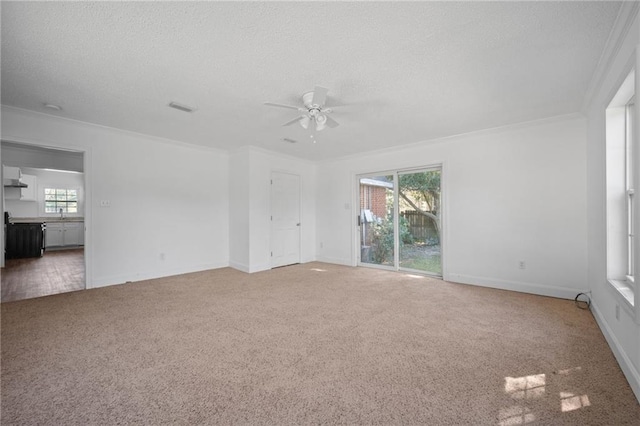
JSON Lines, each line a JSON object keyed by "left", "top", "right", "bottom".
{"left": 370, "top": 214, "right": 413, "bottom": 263}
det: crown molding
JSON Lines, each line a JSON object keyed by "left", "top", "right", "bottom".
{"left": 582, "top": 1, "right": 640, "bottom": 112}
{"left": 1, "top": 105, "right": 229, "bottom": 156}
{"left": 322, "top": 112, "right": 584, "bottom": 164}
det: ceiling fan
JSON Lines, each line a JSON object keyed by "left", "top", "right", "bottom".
{"left": 264, "top": 86, "right": 339, "bottom": 132}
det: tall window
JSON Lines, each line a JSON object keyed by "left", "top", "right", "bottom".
{"left": 44, "top": 188, "right": 78, "bottom": 214}
{"left": 606, "top": 69, "right": 636, "bottom": 306}
{"left": 626, "top": 100, "right": 635, "bottom": 281}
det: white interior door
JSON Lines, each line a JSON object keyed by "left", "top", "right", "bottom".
{"left": 271, "top": 172, "right": 301, "bottom": 268}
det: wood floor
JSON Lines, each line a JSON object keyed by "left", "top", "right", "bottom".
{"left": 1, "top": 249, "right": 84, "bottom": 302}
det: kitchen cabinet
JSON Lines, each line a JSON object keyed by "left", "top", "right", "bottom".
{"left": 45, "top": 223, "right": 63, "bottom": 247}
{"left": 62, "top": 222, "right": 83, "bottom": 246}
{"left": 45, "top": 222, "right": 84, "bottom": 248}
{"left": 3, "top": 165, "right": 37, "bottom": 201}
{"left": 3, "top": 165, "right": 21, "bottom": 181}
{"left": 19, "top": 174, "right": 37, "bottom": 201}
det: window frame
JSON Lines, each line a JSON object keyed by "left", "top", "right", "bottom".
{"left": 606, "top": 69, "right": 636, "bottom": 308}
{"left": 44, "top": 187, "right": 79, "bottom": 215}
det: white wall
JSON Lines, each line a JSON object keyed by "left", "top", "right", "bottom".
{"left": 1, "top": 106, "right": 229, "bottom": 287}
{"left": 2, "top": 142, "right": 83, "bottom": 172}
{"left": 229, "top": 146, "right": 317, "bottom": 273}
{"left": 229, "top": 146, "right": 251, "bottom": 271}
{"left": 317, "top": 115, "right": 588, "bottom": 300}
{"left": 584, "top": 3, "right": 640, "bottom": 401}
{"left": 4, "top": 167, "right": 85, "bottom": 218}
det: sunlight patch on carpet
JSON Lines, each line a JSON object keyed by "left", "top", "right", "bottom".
{"left": 554, "top": 366, "right": 582, "bottom": 375}
{"left": 404, "top": 274, "right": 426, "bottom": 279}
{"left": 560, "top": 392, "right": 591, "bottom": 412}
{"left": 504, "top": 374, "right": 546, "bottom": 400}
{"left": 498, "top": 405, "right": 536, "bottom": 425}
{"left": 499, "top": 374, "right": 546, "bottom": 425}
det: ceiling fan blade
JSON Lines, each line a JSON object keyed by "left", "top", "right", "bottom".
{"left": 311, "top": 86, "right": 328, "bottom": 107}
{"left": 282, "top": 116, "right": 304, "bottom": 126}
{"left": 264, "top": 102, "right": 302, "bottom": 111}
{"left": 325, "top": 115, "right": 340, "bottom": 128}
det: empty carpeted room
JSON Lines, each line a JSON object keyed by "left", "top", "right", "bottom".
{"left": 1, "top": 1, "right": 640, "bottom": 425}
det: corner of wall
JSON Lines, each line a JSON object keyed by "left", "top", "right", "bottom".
{"left": 229, "top": 261, "right": 250, "bottom": 274}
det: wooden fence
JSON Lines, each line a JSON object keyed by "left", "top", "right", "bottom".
{"left": 400, "top": 210, "right": 439, "bottom": 243}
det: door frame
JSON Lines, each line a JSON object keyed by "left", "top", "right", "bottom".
{"left": 0, "top": 137, "right": 92, "bottom": 288}
{"left": 354, "top": 163, "right": 446, "bottom": 278}
{"left": 270, "top": 170, "right": 301, "bottom": 268}
{"left": 355, "top": 170, "right": 397, "bottom": 272}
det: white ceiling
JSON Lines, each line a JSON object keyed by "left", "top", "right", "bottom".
{"left": 1, "top": 1, "right": 622, "bottom": 161}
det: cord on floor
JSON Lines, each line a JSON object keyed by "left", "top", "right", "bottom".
{"left": 575, "top": 292, "right": 591, "bottom": 309}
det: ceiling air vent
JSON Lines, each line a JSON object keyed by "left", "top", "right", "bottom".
{"left": 168, "top": 101, "right": 196, "bottom": 113}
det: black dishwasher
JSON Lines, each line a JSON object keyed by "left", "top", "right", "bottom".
{"left": 5, "top": 222, "right": 46, "bottom": 259}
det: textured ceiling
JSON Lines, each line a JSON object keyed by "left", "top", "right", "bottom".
{"left": 1, "top": 1, "right": 622, "bottom": 161}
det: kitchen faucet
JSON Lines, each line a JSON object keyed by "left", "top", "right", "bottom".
{"left": 59, "top": 208, "right": 64, "bottom": 219}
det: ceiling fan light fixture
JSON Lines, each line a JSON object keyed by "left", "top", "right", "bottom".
{"left": 265, "top": 85, "right": 340, "bottom": 133}
{"left": 316, "top": 114, "right": 327, "bottom": 131}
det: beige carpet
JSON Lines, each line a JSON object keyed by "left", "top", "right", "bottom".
{"left": 1, "top": 262, "right": 638, "bottom": 425}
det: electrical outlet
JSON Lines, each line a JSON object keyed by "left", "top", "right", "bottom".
{"left": 160, "top": 252, "right": 165, "bottom": 261}
{"left": 320, "top": 242, "right": 323, "bottom": 249}
{"left": 99, "top": 200, "right": 111, "bottom": 207}
{"left": 519, "top": 260, "right": 526, "bottom": 270}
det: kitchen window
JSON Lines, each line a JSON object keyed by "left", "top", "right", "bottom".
{"left": 44, "top": 188, "right": 78, "bottom": 214}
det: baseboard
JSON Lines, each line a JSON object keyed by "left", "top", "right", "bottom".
{"left": 229, "top": 261, "right": 271, "bottom": 274}
{"left": 300, "top": 255, "right": 316, "bottom": 264}
{"left": 446, "top": 273, "right": 586, "bottom": 300}
{"left": 590, "top": 301, "right": 640, "bottom": 403}
{"left": 90, "top": 261, "right": 229, "bottom": 288}
{"left": 315, "top": 256, "right": 353, "bottom": 267}
{"left": 229, "top": 261, "right": 250, "bottom": 273}
{"left": 249, "top": 262, "right": 271, "bottom": 273}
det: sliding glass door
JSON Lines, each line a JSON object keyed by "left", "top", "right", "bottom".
{"left": 358, "top": 175, "right": 395, "bottom": 267}
{"left": 398, "top": 169, "right": 441, "bottom": 275}
{"left": 358, "top": 167, "right": 442, "bottom": 276}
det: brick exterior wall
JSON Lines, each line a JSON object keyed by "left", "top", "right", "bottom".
{"left": 360, "top": 184, "right": 388, "bottom": 219}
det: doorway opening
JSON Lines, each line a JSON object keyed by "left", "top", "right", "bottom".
{"left": 1, "top": 141, "right": 86, "bottom": 302}
{"left": 358, "top": 166, "right": 442, "bottom": 276}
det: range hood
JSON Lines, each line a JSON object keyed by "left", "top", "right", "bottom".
{"left": 3, "top": 179, "right": 28, "bottom": 188}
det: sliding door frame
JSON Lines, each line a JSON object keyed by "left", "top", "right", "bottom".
{"left": 355, "top": 170, "right": 398, "bottom": 272}
{"left": 354, "top": 163, "right": 446, "bottom": 278}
